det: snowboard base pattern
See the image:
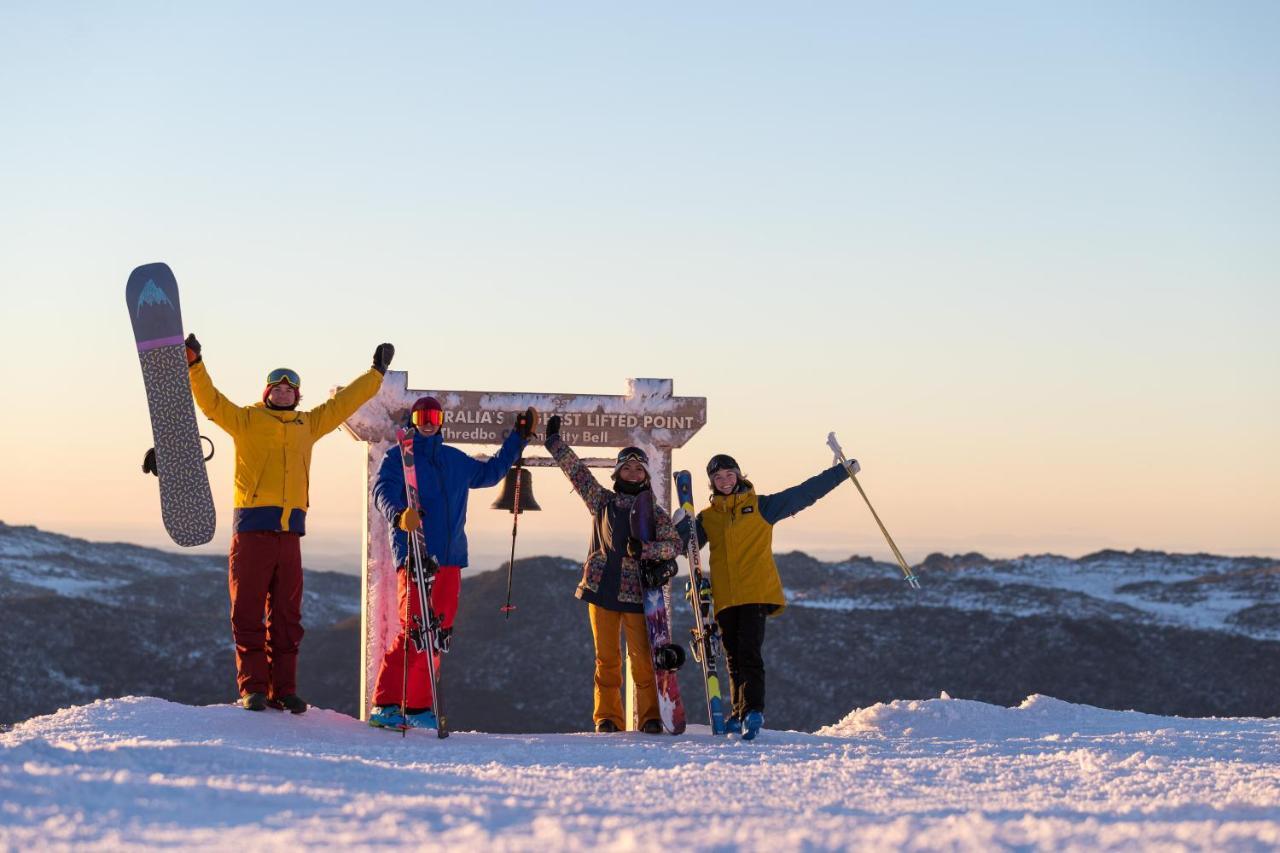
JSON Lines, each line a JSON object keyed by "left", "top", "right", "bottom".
{"left": 140, "top": 344, "right": 216, "bottom": 546}
{"left": 642, "top": 584, "right": 687, "bottom": 734}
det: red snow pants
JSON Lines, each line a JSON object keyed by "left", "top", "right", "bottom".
{"left": 371, "top": 564, "right": 461, "bottom": 710}
{"left": 228, "top": 531, "right": 304, "bottom": 699}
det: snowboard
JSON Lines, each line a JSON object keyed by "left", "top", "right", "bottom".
{"left": 630, "top": 489, "right": 687, "bottom": 734}
{"left": 674, "top": 470, "right": 727, "bottom": 734}
{"left": 126, "top": 262, "right": 216, "bottom": 547}
{"left": 394, "top": 426, "right": 449, "bottom": 738}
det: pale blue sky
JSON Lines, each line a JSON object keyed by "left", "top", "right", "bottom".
{"left": 2, "top": 3, "right": 1277, "bottom": 572}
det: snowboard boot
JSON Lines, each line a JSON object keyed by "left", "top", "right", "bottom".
{"left": 641, "top": 719, "right": 663, "bottom": 735}
{"left": 404, "top": 709, "right": 438, "bottom": 730}
{"left": 741, "top": 710, "right": 764, "bottom": 741}
{"left": 368, "top": 705, "right": 408, "bottom": 730}
{"left": 595, "top": 720, "right": 620, "bottom": 733}
{"left": 267, "top": 694, "right": 308, "bottom": 714}
{"left": 724, "top": 716, "right": 742, "bottom": 736}
{"left": 241, "top": 692, "right": 268, "bottom": 712}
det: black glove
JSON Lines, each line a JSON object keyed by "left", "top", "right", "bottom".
{"left": 626, "top": 536, "right": 643, "bottom": 560}
{"left": 142, "top": 447, "right": 158, "bottom": 477}
{"left": 515, "top": 407, "right": 538, "bottom": 440}
{"left": 546, "top": 415, "right": 561, "bottom": 439}
{"left": 185, "top": 333, "right": 202, "bottom": 366}
{"left": 372, "top": 343, "right": 395, "bottom": 374}
{"left": 641, "top": 559, "right": 679, "bottom": 589}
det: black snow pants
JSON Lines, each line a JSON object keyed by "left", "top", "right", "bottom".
{"left": 718, "top": 603, "right": 770, "bottom": 718}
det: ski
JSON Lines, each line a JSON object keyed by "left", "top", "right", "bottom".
{"left": 673, "top": 470, "right": 728, "bottom": 734}
{"left": 396, "top": 427, "right": 450, "bottom": 738}
{"left": 630, "top": 489, "right": 687, "bottom": 734}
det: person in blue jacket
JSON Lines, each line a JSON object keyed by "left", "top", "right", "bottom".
{"left": 677, "top": 452, "right": 855, "bottom": 741}
{"left": 367, "top": 395, "right": 536, "bottom": 729}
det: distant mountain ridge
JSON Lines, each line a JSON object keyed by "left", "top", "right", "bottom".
{"left": 2, "top": 521, "right": 1277, "bottom": 730}
{"left": 785, "top": 547, "right": 1280, "bottom": 640}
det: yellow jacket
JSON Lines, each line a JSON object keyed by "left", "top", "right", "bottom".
{"left": 189, "top": 361, "right": 383, "bottom": 534}
{"left": 699, "top": 488, "right": 786, "bottom": 616}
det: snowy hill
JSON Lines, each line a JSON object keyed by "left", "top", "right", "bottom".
{"left": 3, "top": 521, "right": 1278, "bottom": 732}
{"left": 1, "top": 695, "right": 1277, "bottom": 849}
{"left": 0, "top": 522, "right": 359, "bottom": 726}
{"left": 787, "top": 549, "right": 1280, "bottom": 640}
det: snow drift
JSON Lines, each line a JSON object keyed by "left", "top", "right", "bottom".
{"left": 2, "top": 695, "right": 1277, "bottom": 850}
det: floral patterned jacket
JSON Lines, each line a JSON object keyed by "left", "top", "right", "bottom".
{"left": 546, "top": 435, "right": 681, "bottom": 610}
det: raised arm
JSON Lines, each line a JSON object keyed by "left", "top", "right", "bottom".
{"left": 308, "top": 367, "right": 384, "bottom": 438}
{"left": 188, "top": 358, "right": 249, "bottom": 437}
{"left": 468, "top": 428, "right": 527, "bottom": 489}
{"left": 758, "top": 464, "right": 848, "bottom": 525}
{"left": 545, "top": 434, "right": 611, "bottom": 514}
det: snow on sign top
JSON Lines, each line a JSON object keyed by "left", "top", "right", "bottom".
{"left": 339, "top": 371, "right": 706, "bottom": 449}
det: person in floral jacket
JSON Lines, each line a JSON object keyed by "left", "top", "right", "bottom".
{"left": 544, "top": 416, "right": 681, "bottom": 734}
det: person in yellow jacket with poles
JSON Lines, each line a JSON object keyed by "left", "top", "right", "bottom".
{"left": 677, "top": 452, "right": 854, "bottom": 740}
{"left": 186, "top": 333, "right": 393, "bottom": 712}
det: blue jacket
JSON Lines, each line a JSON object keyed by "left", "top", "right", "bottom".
{"left": 374, "top": 429, "right": 527, "bottom": 568}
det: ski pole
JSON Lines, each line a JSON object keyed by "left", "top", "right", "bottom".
{"left": 399, "top": 572, "right": 410, "bottom": 739}
{"left": 827, "top": 432, "right": 921, "bottom": 589}
{"left": 500, "top": 458, "right": 524, "bottom": 618}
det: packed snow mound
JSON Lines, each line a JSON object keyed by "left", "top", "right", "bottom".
{"left": 3, "top": 696, "right": 1279, "bottom": 851}
{"left": 820, "top": 693, "right": 1202, "bottom": 740}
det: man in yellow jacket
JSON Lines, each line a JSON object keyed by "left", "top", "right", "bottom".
{"left": 185, "top": 333, "right": 393, "bottom": 712}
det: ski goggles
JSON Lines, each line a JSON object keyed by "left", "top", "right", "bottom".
{"left": 615, "top": 447, "right": 649, "bottom": 467}
{"left": 411, "top": 407, "right": 444, "bottom": 427}
{"left": 265, "top": 368, "right": 301, "bottom": 389}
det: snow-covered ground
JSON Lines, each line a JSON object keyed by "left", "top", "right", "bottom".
{"left": 2, "top": 696, "right": 1277, "bottom": 850}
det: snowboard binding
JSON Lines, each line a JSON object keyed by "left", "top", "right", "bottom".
{"left": 653, "top": 642, "right": 686, "bottom": 672}
{"left": 141, "top": 436, "right": 215, "bottom": 476}
{"left": 640, "top": 558, "right": 679, "bottom": 589}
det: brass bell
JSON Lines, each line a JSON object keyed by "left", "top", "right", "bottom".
{"left": 490, "top": 467, "right": 541, "bottom": 513}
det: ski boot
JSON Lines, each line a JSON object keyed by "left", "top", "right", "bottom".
{"left": 741, "top": 711, "right": 764, "bottom": 741}
{"left": 404, "top": 709, "right": 438, "bottom": 730}
{"left": 241, "top": 692, "right": 268, "bottom": 712}
{"left": 724, "top": 716, "right": 742, "bottom": 736}
{"left": 266, "top": 694, "right": 308, "bottom": 714}
{"left": 368, "top": 705, "right": 408, "bottom": 730}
